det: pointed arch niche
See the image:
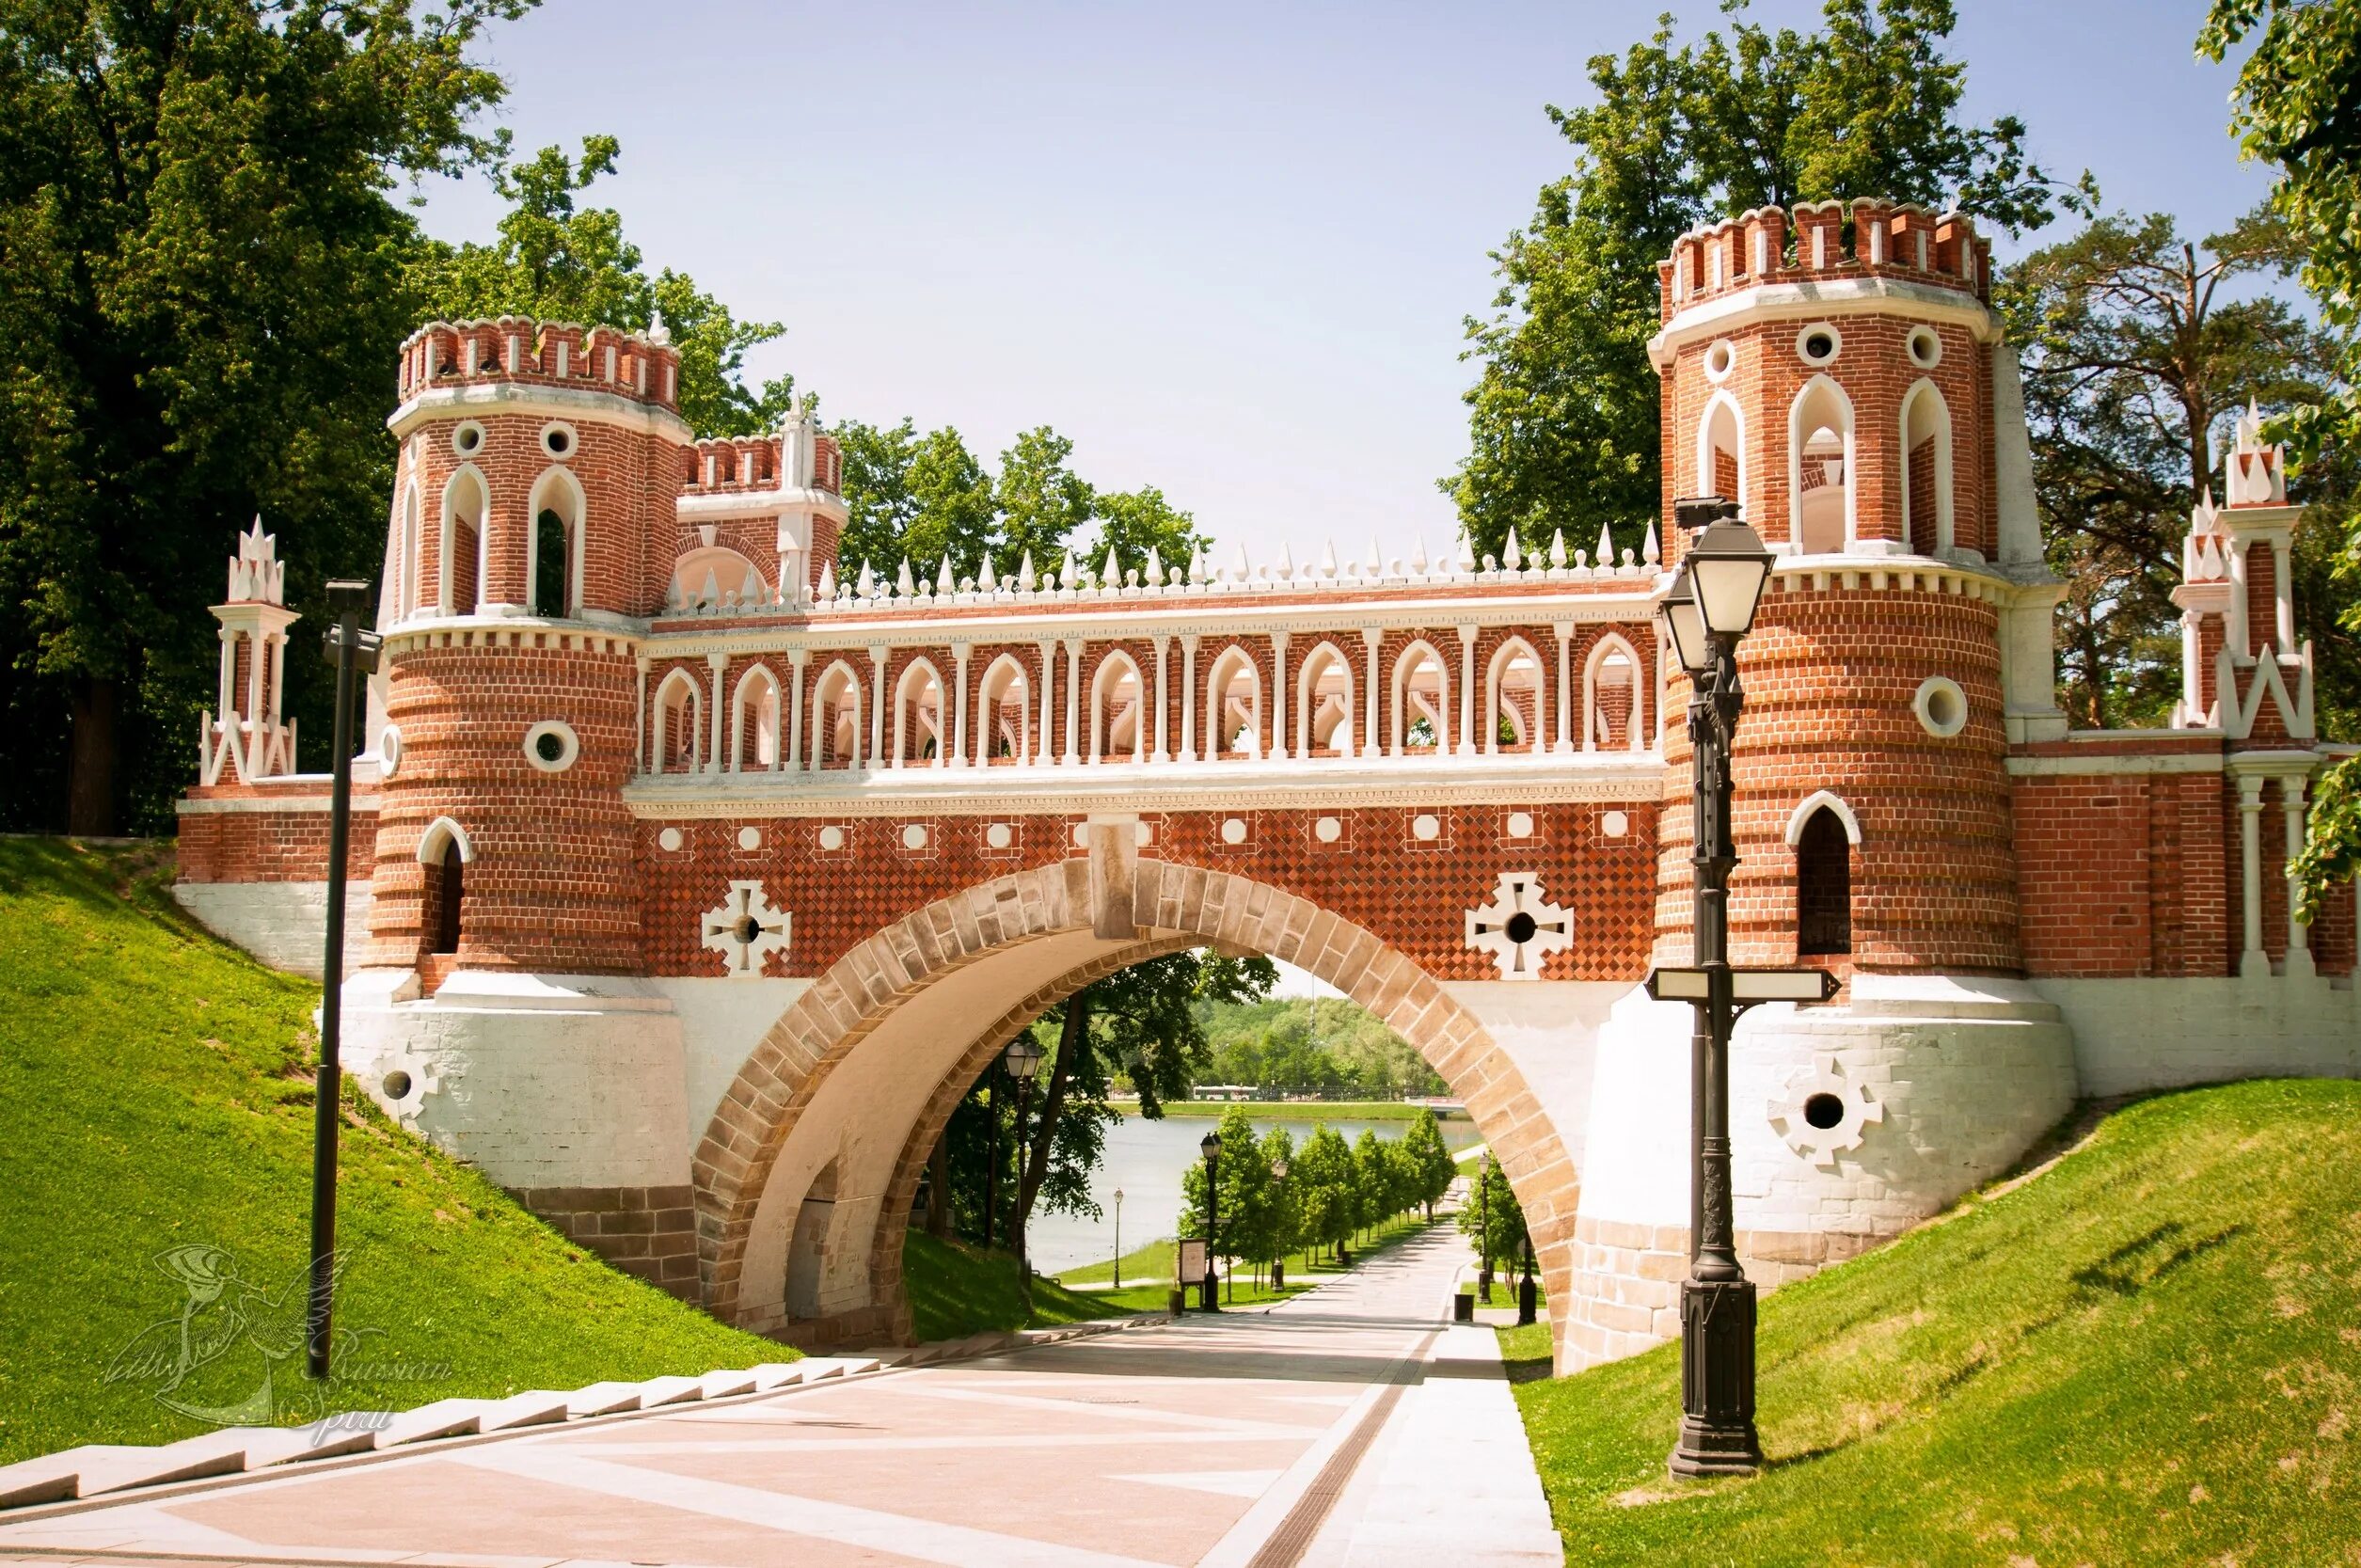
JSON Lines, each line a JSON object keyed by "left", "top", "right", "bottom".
{"left": 1697, "top": 389, "right": 1745, "bottom": 507}
{"left": 1583, "top": 633, "right": 1645, "bottom": 751}
{"left": 439, "top": 466, "right": 488, "bottom": 614}
{"left": 1485, "top": 637, "right": 1545, "bottom": 753}
{"left": 652, "top": 668, "right": 705, "bottom": 774}
{"left": 894, "top": 658, "right": 947, "bottom": 768}
{"left": 811, "top": 660, "right": 864, "bottom": 770}
{"left": 732, "top": 664, "right": 784, "bottom": 772}
{"left": 1205, "top": 645, "right": 1261, "bottom": 760}
{"left": 975, "top": 653, "right": 1033, "bottom": 766}
{"left": 1294, "top": 641, "right": 1357, "bottom": 757}
{"left": 1392, "top": 640, "right": 1450, "bottom": 756}
{"left": 527, "top": 467, "right": 586, "bottom": 617}
{"left": 1788, "top": 375, "right": 1855, "bottom": 555}
{"left": 1090, "top": 651, "right": 1146, "bottom": 763}
{"left": 1900, "top": 378, "right": 1955, "bottom": 557}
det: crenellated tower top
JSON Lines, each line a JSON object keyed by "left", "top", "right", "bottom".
{"left": 1656, "top": 199, "right": 1991, "bottom": 323}
{"left": 396, "top": 313, "right": 684, "bottom": 417}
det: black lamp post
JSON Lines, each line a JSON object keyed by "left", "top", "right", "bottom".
{"left": 1518, "top": 1227, "right": 1538, "bottom": 1327}
{"left": 1198, "top": 1129, "right": 1221, "bottom": 1311}
{"left": 1477, "top": 1152, "right": 1494, "bottom": 1302}
{"left": 1003, "top": 1036, "right": 1042, "bottom": 1299}
{"left": 1113, "top": 1187, "right": 1124, "bottom": 1291}
{"left": 1270, "top": 1157, "right": 1288, "bottom": 1291}
{"left": 1657, "top": 496, "right": 1775, "bottom": 1479}
{"left": 309, "top": 579, "right": 379, "bottom": 1380}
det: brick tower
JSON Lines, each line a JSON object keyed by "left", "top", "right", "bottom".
{"left": 368, "top": 317, "right": 689, "bottom": 982}
{"left": 1565, "top": 200, "right": 2079, "bottom": 1369}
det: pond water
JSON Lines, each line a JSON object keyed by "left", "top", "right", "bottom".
{"left": 1025, "top": 1109, "right": 1482, "bottom": 1275}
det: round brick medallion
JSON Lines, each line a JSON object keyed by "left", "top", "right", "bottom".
{"left": 902, "top": 823, "right": 929, "bottom": 850}
{"left": 523, "top": 720, "right": 578, "bottom": 773}
{"left": 1506, "top": 811, "right": 1535, "bottom": 839}
{"left": 658, "top": 827, "right": 685, "bottom": 852}
{"left": 1602, "top": 810, "right": 1630, "bottom": 838}
{"left": 1314, "top": 816, "right": 1342, "bottom": 843}
{"left": 1220, "top": 817, "right": 1248, "bottom": 845}
{"left": 1411, "top": 813, "right": 1441, "bottom": 841}
{"left": 737, "top": 826, "right": 762, "bottom": 850}
{"left": 986, "top": 823, "right": 1014, "bottom": 849}
{"left": 817, "top": 825, "right": 846, "bottom": 851}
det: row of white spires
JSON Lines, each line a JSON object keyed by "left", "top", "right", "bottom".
{"left": 663, "top": 521, "right": 1667, "bottom": 618}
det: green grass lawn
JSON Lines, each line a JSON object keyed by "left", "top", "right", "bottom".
{"left": 1111, "top": 1099, "right": 1466, "bottom": 1121}
{"left": 0, "top": 839, "right": 786, "bottom": 1465}
{"left": 1496, "top": 1079, "right": 2361, "bottom": 1565}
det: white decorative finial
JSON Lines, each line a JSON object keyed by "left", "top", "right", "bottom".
{"left": 1549, "top": 529, "right": 1567, "bottom": 569}
{"left": 897, "top": 560, "right": 917, "bottom": 597}
{"left": 816, "top": 560, "right": 836, "bottom": 599}
{"left": 979, "top": 554, "right": 1000, "bottom": 592}
{"left": 858, "top": 561, "right": 876, "bottom": 598}
{"left": 1145, "top": 546, "right": 1164, "bottom": 587}
{"left": 1410, "top": 534, "right": 1430, "bottom": 574}
{"left": 1230, "top": 542, "right": 1250, "bottom": 582}
{"left": 647, "top": 306, "right": 671, "bottom": 347}
{"left": 1276, "top": 543, "right": 1294, "bottom": 580}
{"left": 1018, "top": 549, "right": 1037, "bottom": 593}
{"left": 1320, "top": 539, "right": 1339, "bottom": 578}
{"left": 1101, "top": 545, "right": 1120, "bottom": 588}
{"left": 1503, "top": 527, "right": 1523, "bottom": 571}
{"left": 1595, "top": 522, "right": 1614, "bottom": 569}
{"left": 1643, "top": 522, "right": 1660, "bottom": 565}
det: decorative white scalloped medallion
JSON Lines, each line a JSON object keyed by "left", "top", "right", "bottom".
{"left": 1768, "top": 1054, "right": 1884, "bottom": 1168}
{"left": 701, "top": 879, "right": 792, "bottom": 978}
{"left": 1464, "top": 871, "right": 1573, "bottom": 980}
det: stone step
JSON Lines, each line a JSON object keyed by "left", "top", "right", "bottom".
{"left": 563, "top": 1382, "right": 645, "bottom": 1418}
{"left": 747, "top": 1362, "right": 809, "bottom": 1390}
{"left": 696, "top": 1369, "right": 759, "bottom": 1400}
{"left": 471, "top": 1391, "right": 573, "bottom": 1433}
{"left": 628, "top": 1374, "right": 706, "bottom": 1408}
{"left": 376, "top": 1397, "right": 486, "bottom": 1447}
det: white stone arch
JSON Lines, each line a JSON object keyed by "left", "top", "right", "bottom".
{"left": 414, "top": 815, "right": 477, "bottom": 864}
{"left": 1484, "top": 635, "right": 1547, "bottom": 754}
{"left": 1787, "top": 373, "right": 1856, "bottom": 554}
{"left": 1293, "top": 640, "right": 1356, "bottom": 756}
{"left": 893, "top": 657, "right": 947, "bottom": 768}
{"left": 1899, "top": 377, "right": 1956, "bottom": 556}
{"left": 731, "top": 663, "right": 784, "bottom": 773}
{"left": 810, "top": 658, "right": 864, "bottom": 770}
{"left": 1205, "top": 644, "right": 1261, "bottom": 759}
{"left": 438, "top": 464, "right": 489, "bottom": 614}
{"left": 1783, "top": 788, "right": 1862, "bottom": 847}
{"left": 1391, "top": 639, "right": 1450, "bottom": 756}
{"left": 673, "top": 545, "right": 768, "bottom": 610}
{"left": 652, "top": 667, "right": 705, "bottom": 774}
{"left": 1583, "top": 632, "right": 1646, "bottom": 752}
{"left": 525, "top": 466, "right": 588, "bottom": 617}
{"left": 1696, "top": 387, "right": 1747, "bottom": 506}
{"left": 1089, "top": 649, "right": 1147, "bottom": 763}
{"left": 975, "top": 652, "right": 1032, "bottom": 766}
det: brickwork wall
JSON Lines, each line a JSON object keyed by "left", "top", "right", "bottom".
{"left": 507, "top": 1181, "right": 698, "bottom": 1300}
{"left": 372, "top": 630, "right": 643, "bottom": 972}
{"left": 2014, "top": 771, "right": 2231, "bottom": 977}
{"left": 177, "top": 802, "right": 378, "bottom": 883}
{"left": 1657, "top": 578, "right": 2020, "bottom": 973}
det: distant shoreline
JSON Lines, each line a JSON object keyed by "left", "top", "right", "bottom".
{"left": 1109, "top": 1099, "right": 1466, "bottom": 1121}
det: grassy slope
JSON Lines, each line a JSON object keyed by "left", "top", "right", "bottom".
{"left": 0, "top": 840, "right": 784, "bottom": 1465}
{"left": 902, "top": 1232, "right": 1307, "bottom": 1339}
{"left": 1497, "top": 1080, "right": 2361, "bottom": 1565}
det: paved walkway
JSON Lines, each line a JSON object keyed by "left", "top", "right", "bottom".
{"left": 0, "top": 1227, "right": 1560, "bottom": 1568}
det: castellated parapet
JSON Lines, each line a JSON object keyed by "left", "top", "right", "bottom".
{"left": 173, "top": 205, "right": 2355, "bottom": 1368}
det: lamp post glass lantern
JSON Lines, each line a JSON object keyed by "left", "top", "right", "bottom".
{"left": 1656, "top": 496, "right": 1775, "bottom": 1479}
{"left": 1198, "top": 1130, "right": 1220, "bottom": 1310}
{"left": 1002, "top": 1037, "right": 1043, "bottom": 1293}
{"left": 1270, "top": 1158, "right": 1287, "bottom": 1290}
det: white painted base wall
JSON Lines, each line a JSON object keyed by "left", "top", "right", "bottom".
{"left": 173, "top": 881, "right": 370, "bottom": 980}
{"left": 1440, "top": 980, "right": 1627, "bottom": 1169}
{"left": 2036, "top": 973, "right": 2360, "bottom": 1095}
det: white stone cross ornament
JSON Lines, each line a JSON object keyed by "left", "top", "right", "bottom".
{"left": 701, "top": 879, "right": 792, "bottom": 978}
{"left": 1465, "top": 871, "right": 1573, "bottom": 980}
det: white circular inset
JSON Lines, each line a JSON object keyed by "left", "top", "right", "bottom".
{"left": 1314, "top": 816, "right": 1343, "bottom": 844}
{"left": 1913, "top": 675, "right": 1969, "bottom": 738}
{"left": 986, "top": 822, "right": 1014, "bottom": 850}
{"left": 902, "top": 823, "right": 929, "bottom": 850}
{"left": 1703, "top": 338, "right": 1737, "bottom": 383}
{"left": 1602, "top": 810, "right": 1630, "bottom": 839}
{"left": 737, "top": 825, "right": 762, "bottom": 850}
{"left": 451, "top": 420, "right": 485, "bottom": 458}
{"left": 378, "top": 725, "right": 403, "bottom": 778}
{"left": 540, "top": 420, "right": 578, "bottom": 460}
{"left": 658, "top": 827, "right": 685, "bottom": 852}
{"left": 1220, "top": 817, "right": 1249, "bottom": 845}
{"left": 523, "top": 720, "right": 579, "bottom": 773}
{"left": 817, "top": 824, "right": 846, "bottom": 851}
{"left": 1795, "top": 322, "right": 1843, "bottom": 367}
{"left": 1411, "top": 813, "right": 1442, "bottom": 842}
{"left": 1505, "top": 811, "right": 1535, "bottom": 840}
{"left": 1906, "top": 325, "right": 1943, "bottom": 370}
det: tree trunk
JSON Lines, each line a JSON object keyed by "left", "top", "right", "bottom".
{"left": 926, "top": 1128, "right": 950, "bottom": 1238}
{"left": 1016, "top": 989, "right": 1090, "bottom": 1230}
{"left": 67, "top": 676, "right": 119, "bottom": 836}
{"left": 983, "top": 1069, "right": 999, "bottom": 1250}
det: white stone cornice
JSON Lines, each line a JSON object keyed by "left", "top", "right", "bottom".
{"left": 1649, "top": 275, "right": 2001, "bottom": 368}
{"left": 676, "top": 486, "right": 848, "bottom": 527}
{"left": 387, "top": 382, "right": 695, "bottom": 444}
{"left": 622, "top": 749, "right": 1663, "bottom": 819}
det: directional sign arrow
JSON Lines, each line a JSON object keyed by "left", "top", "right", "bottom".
{"left": 1645, "top": 965, "right": 1840, "bottom": 1004}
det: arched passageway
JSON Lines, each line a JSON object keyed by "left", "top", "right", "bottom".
{"left": 690, "top": 857, "right": 1586, "bottom": 1366}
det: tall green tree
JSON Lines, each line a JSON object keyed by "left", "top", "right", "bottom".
{"left": 1399, "top": 1109, "right": 1460, "bottom": 1221}
{"left": 1449, "top": 0, "right": 2084, "bottom": 561}
{"left": 2202, "top": 0, "right": 2361, "bottom": 909}
{"left": 407, "top": 136, "right": 796, "bottom": 438}
{"left": 1459, "top": 1158, "right": 1528, "bottom": 1276}
{"left": 1291, "top": 1124, "right": 1358, "bottom": 1263}
{"left": 1180, "top": 1104, "right": 1274, "bottom": 1300}
{"left": 0, "top": 0, "right": 532, "bottom": 833}
{"left": 1996, "top": 207, "right": 2341, "bottom": 729}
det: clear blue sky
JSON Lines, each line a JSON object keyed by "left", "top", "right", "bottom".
{"left": 416, "top": 1, "right": 2270, "bottom": 569}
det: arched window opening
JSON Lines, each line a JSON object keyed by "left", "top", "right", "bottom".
{"left": 1789, "top": 375, "right": 1854, "bottom": 554}
{"left": 428, "top": 839, "right": 464, "bottom": 955}
{"left": 1206, "top": 647, "right": 1260, "bottom": 760}
{"left": 1487, "top": 640, "right": 1544, "bottom": 754}
{"left": 1585, "top": 636, "right": 1642, "bottom": 751}
{"left": 733, "top": 667, "right": 783, "bottom": 771}
{"left": 399, "top": 486, "right": 422, "bottom": 619}
{"left": 976, "top": 655, "right": 1031, "bottom": 766}
{"left": 442, "top": 468, "right": 485, "bottom": 613}
{"left": 1901, "top": 381, "right": 1953, "bottom": 557}
{"left": 1296, "top": 644, "right": 1355, "bottom": 757}
{"left": 1699, "top": 393, "right": 1743, "bottom": 505}
{"left": 812, "top": 662, "right": 864, "bottom": 770}
{"left": 895, "top": 660, "right": 946, "bottom": 768}
{"left": 653, "top": 670, "right": 702, "bottom": 774}
{"left": 1092, "top": 655, "right": 1145, "bottom": 763}
{"left": 672, "top": 546, "right": 767, "bottom": 610}
{"left": 532, "top": 510, "right": 570, "bottom": 616}
{"left": 1797, "top": 807, "right": 1853, "bottom": 956}
{"left": 1392, "top": 642, "right": 1449, "bottom": 756}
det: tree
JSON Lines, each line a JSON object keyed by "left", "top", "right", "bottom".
{"left": 408, "top": 136, "right": 796, "bottom": 438}
{"left": 1351, "top": 1129, "right": 1393, "bottom": 1241}
{"left": 0, "top": 0, "right": 532, "bottom": 834}
{"left": 1291, "top": 1124, "right": 1358, "bottom": 1263}
{"left": 1260, "top": 1126, "right": 1301, "bottom": 1283}
{"left": 1399, "top": 1109, "right": 1460, "bottom": 1220}
{"left": 2201, "top": 0, "right": 2361, "bottom": 910}
{"left": 1448, "top": 0, "right": 2084, "bottom": 562}
{"left": 1180, "top": 1105, "right": 1273, "bottom": 1300}
{"left": 1458, "top": 1159, "right": 1528, "bottom": 1276}
{"left": 1996, "top": 207, "right": 2337, "bottom": 728}
{"left": 991, "top": 426, "right": 1095, "bottom": 578}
